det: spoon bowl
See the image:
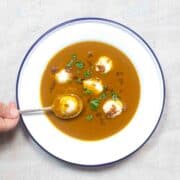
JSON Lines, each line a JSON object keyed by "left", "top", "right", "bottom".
{"left": 52, "top": 94, "right": 83, "bottom": 119}
{"left": 19, "top": 94, "right": 83, "bottom": 119}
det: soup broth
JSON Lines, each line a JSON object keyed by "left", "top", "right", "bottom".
{"left": 40, "top": 41, "right": 140, "bottom": 141}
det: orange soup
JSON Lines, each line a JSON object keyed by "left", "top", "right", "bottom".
{"left": 40, "top": 41, "right": 140, "bottom": 140}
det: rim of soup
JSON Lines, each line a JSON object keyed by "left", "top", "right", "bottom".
{"left": 40, "top": 41, "right": 140, "bottom": 141}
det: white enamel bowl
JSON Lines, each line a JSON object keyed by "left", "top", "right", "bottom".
{"left": 16, "top": 18, "right": 165, "bottom": 166}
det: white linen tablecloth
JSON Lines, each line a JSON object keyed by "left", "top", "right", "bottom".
{"left": 0, "top": 0, "right": 179, "bottom": 179}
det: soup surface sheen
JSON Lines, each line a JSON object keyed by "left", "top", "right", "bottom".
{"left": 40, "top": 41, "right": 140, "bottom": 141}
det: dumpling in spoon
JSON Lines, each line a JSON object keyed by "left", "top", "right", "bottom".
{"left": 52, "top": 94, "right": 83, "bottom": 119}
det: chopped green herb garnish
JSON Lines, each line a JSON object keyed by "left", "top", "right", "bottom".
{"left": 102, "top": 72, "right": 107, "bottom": 76}
{"left": 98, "top": 92, "right": 107, "bottom": 100}
{"left": 75, "top": 61, "right": 84, "bottom": 69}
{"left": 111, "top": 91, "right": 120, "bottom": 100}
{"left": 86, "top": 114, "right": 93, "bottom": 121}
{"left": 65, "top": 54, "right": 77, "bottom": 68}
{"left": 83, "top": 70, "right": 91, "bottom": 78}
{"left": 103, "top": 85, "right": 108, "bottom": 91}
{"left": 84, "top": 88, "right": 93, "bottom": 95}
{"left": 66, "top": 59, "right": 74, "bottom": 68}
{"left": 71, "top": 54, "right": 77, "bottom": 60}
{"left": 89, "top": 99, "right": 100, "bottom": 110}
{"left": 76, "top": 77, "right": 82, "bottom": 83}
{"left": 76, "top": 70, "right": 80, "bottom": 74}
{"left": 91, "top": 65, "right": 94, "bottom": 70}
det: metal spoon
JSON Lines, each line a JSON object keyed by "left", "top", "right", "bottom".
{"left": 19, "top": 94, "right": 83, "bottom": 119}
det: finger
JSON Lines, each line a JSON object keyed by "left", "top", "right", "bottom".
{"left": 0, "top": 102, "right": 19, "bottom": 119}
{"left": 8, "top": 102, "right": 17, "bottom": 108}
{"left": 0, "top": 103, "right": 7, "bottom": 118}
{"left": 8, "top": 102, "right": 19, "bottom": 119}
{"left": 0, "top": 116, "right": 19, "bottom": 132}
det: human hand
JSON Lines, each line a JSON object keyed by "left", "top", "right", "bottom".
{"left": 0, "top": 102, "right": 19, "bottom": 132}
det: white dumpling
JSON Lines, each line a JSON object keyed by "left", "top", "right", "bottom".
{"left": 55, "top": 69, "right": 72, "bottom": 84}
{"left": 95, "top": 56, "right": 113, "bottom": 73}
{"left": 58, "top": 95, "right": 78, "bottom": 114}
{"left": 103, "top": 99, "right": 123, "bottom": 118}
{"left": 52, "top": 94, "right": 81, "bottom": 118}
{"left": 83, "top": 78, "right": 103, "bottom": 95}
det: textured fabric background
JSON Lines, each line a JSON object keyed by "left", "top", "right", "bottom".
{"left": 0, "top": 0, "right": 179, "bottom": 179}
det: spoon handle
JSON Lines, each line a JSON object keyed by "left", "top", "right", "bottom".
{"left": 19, "top": 106, "right": 52, "bottom": 115}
